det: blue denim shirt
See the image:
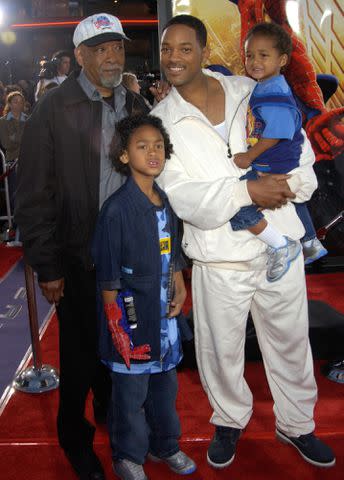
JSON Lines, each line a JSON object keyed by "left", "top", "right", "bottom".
{"left": 92, "top": 176, "right": 183, "bottom": 364}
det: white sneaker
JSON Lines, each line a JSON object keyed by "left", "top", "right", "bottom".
{"left": 303, "top": 238, "right": 328, "bottom": 265}
{"left": 266, "top": 237, "right": 301, "bottom": 282}
{"left": 148, "top": 450, "right": 196, "bottom": 475}
{"left": 113, "top": 459, "right": 148, "bottom": 480}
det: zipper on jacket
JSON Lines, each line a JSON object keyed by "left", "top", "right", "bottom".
{"left": 226, "top": 91, "right": 251, "bottom": 159}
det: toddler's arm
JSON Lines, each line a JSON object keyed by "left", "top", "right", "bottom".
{"left": 234, "top": 138, "right": 280, "bottom": 169}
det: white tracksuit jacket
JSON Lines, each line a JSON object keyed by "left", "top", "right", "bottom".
{"left": 153, "top": 70, "right": 317, "bottom": 266}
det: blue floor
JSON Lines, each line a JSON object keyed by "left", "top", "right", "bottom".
{"left": 0, "top": 260, "right": 53, "bottom": 401}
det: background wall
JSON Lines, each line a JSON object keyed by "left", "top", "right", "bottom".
{"left": 173, "top": 0, "right": 343, "bottom": 109}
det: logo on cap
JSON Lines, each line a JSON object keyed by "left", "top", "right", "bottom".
{"left": 94, "top": 15, "right": 113, "bottom": 30}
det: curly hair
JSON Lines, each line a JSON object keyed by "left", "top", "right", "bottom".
{"left": 112, "top": 114, "right": 174, "bottom": 175}
{"left": 245, "top": 22, "right": 292, "bottom": 58}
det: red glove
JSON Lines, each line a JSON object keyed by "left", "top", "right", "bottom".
{"left": 306, "top": 108, "right": 344, "bottom": 161}
{"left": 104, "top": 303, "right": 151, "bottom": 369}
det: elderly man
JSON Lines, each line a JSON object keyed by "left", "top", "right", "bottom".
{"left": 15, "top": 13, "right": 149, "bottom": 480}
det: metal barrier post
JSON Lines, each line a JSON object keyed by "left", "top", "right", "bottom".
{"left": 0, "top": 149, "right": 13, "bottom": 236}
{"left": 13, "top": 263, "right": 59, "bottom": 393}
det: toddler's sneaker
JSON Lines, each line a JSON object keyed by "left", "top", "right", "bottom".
{"left": 303, "top": 238, "right": 328, "bottom": 265}
{"left": 148, "top": 450, "right": 196, "bottom": 475}
{"left": 113, "top": 459, "right": 148, "bottom": 480}
{"left": 266, "top": 237, "right": 301, "bottom": 282}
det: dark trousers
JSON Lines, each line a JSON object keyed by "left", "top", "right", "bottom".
{"left": 56, "top": 264, "right": 111, "bottom": 453}
{"left": 109, "top": 368, "right": 181, "bottom": 465}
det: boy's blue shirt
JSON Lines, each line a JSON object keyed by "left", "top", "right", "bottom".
{"left": 91, "top": 175, "right": 183, "bottom": 365}
{"left": 247, "top": 75, "right": 304, "bottom": 174}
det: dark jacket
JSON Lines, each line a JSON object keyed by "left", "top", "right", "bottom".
{"left": 92, "top": 176, "right": 182, "bottom": 363}
{"left": 15, "top": 71, "right": 149, "bottom": 282}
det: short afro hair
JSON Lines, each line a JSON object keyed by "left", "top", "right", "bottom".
{"left": 163, "top": 14, "right": 207, "bottom": 48}
{"left": 112, "top": 114, "right": 174, "bottom": 176}
{"left": 245, "top": 22, "right": 292, "bottom": 58}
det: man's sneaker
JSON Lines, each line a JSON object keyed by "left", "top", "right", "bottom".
{"left": 207, "top": 426, "right": 241, "bottom": 469}
{"left": 276, "top": 429, "right": 336, "bottom": 468}
{"left": 148, "top": 450, "right": 196, "bottom": 475}
{"left": 266, "top": 237, "right": 301, "bottom": 282}
{"left": 303, "top": 238, "right": 328, "bottom": 265}
{"left": 112, "top": 459, "right": 148, "bottom": 480}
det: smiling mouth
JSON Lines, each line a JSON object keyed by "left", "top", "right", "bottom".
{"left": 166, "top": 65, "right": 185, "bottom": 73}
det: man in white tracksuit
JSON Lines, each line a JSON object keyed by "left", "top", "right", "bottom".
{"left": 153, "top": 14, "right": 335, "bottom": 469}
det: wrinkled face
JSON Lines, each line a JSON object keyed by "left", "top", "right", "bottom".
{"left": 9, "top": 95, "right": 24, "bottom": 114}
{"left": 160, "top": 24, "right": 208, "bottom": 89}
{"left": 121, "top": 125, "right": 166, "bottom": 181}
{"left": 75, "top": 40, "right": 125, "bottom": 89}
{"left": 58, "top": 56, "right": 71, "bottom": 76}
{"left": 244, "top": 35, "right": 288, "bottom": 82}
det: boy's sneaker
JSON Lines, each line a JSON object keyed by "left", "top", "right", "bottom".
{"left": 113, "top": 459, "right": 148, "bottom": 480}
{"left": 266, "top": 237, "right": 301, "bottom": 282}
{"left": 148, "top": 450, "right": 196, "bottom": 475}
{"left": 276, "top": 429, "right": 336, "bottom": 468}
{"left": 303, "top": 238, "right": 328, "bottom": 265}
{"left": 207, "top": 426, "right": 241, "bottom": 469}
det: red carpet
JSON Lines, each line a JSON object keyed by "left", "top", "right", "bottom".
{"left": 1, "top": 252, "right": 343, "bottom": 479}
{"left": 0, "top": 244, "right": 22, "bottom": 277}
{"left": 0, "top": 313, "right": 343, "bottom": 480}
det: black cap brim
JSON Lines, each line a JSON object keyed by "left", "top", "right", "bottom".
{"left": 82, "top": 32, "right": 130, "bottom": 47}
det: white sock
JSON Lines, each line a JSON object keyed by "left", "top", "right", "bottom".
{"left": 302, "top": 239, "right": 314, "bottom": 248}
{"left": 256, "top": 224, "right": 286, "bottom": 248}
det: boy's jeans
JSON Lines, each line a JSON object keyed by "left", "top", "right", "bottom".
{"left": 108, "top": 368, "right": 181, "bottom": 465}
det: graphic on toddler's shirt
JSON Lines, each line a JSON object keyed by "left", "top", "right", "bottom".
{"left": 246, "top": 105, "right": 262, "bottom": 148}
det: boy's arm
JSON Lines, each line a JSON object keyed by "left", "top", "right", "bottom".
{"left": 102, "top": 289, "right": 117, "bottom": 304}
{"left": 168, "top": 271, "right": 187, "bottom": 318}
{"left": 234, "top": 138, "right": 280, "bottom": 169}
{"left": 102, "top": 288, "right": 151, "bottom": 369}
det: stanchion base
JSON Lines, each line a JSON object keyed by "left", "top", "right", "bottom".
{"left": 13, "top": 365, "right": 59, "bottom": 393}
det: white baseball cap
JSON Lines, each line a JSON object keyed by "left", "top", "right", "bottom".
{"left": 73, "top": 13, "right": 130, "bottom": 48}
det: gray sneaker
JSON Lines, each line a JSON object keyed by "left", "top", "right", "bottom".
{"left": 148, "top": 450, "right": 196, "bottom": 475}
{"left": 266, "top": 237, "right": 301, "bottom": 282}
{"left": 112, "top": 459, "right": 148, "bottom": 480}
{"left": 303, "top": 238, "right": 328, "bottom": 265}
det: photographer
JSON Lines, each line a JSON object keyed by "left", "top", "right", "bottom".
{"left": 35, "top": 50, "right": 71, "bottom": 101}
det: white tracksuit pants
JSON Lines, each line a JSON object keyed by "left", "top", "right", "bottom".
{"left": 192, "top": 254, "right": 317, "bottom": 437}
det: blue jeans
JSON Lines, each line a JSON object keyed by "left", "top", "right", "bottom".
{"left": 294, "top": 202, "right": 316, "bottom": 242}
{"left": 230, "top": 170, "right": 264, "bottom": 231}
{"left": 108, "top": 368, "right": 181, "bottom": 464}
{"left": 230, "top": 170, "right": 317, "bottom": 241}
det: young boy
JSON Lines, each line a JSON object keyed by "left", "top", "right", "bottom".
{"left": 230, "top": 22, "right": 327, "bottom": 281}
{"left": 91, "top": 114, "right": 196, "bottom": 480}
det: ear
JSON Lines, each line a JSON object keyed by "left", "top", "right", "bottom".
{"left": 201, "top": 45, "right": 210, "bottom": 66}
{"left": 120, "top": 151, "right": 129, "bottom": 164}
{"left": 279, "top": 53, "right": 288, "bottom": 68}
{"left": 74, "top": 47, "right": 84, "bottom": 67}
